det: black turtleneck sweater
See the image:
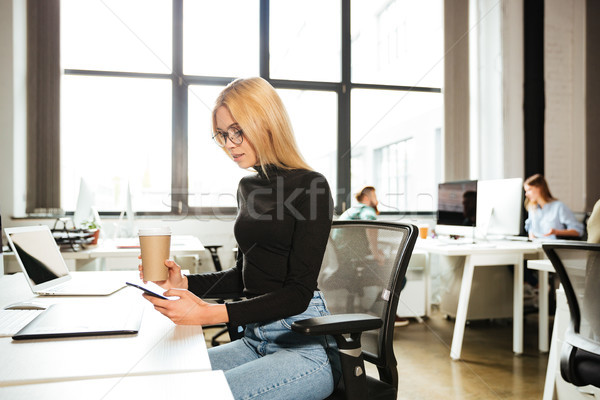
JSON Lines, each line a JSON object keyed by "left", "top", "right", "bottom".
{"left": 186, "top": 166, "right": 333, "bottom": 326}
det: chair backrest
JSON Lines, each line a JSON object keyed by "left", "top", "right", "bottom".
{"left": 543, "top": 242, "right": 600, "bottom": 387}
{"left": 319, "top": 220, "right": 417, "bottom": 386}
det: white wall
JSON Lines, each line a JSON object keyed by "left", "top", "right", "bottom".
{"left": 0, "top": 0, "right": 27, "bottom": 219}
{"left": 469, "top": 0, "right": 524, "bottom": 181}
{"left": 544, "top": 0, "right": 587, "bottom": 211}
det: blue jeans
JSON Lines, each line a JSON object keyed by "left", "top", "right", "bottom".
{"left": 208, "top": 291, "right": 340, "bottom": 400}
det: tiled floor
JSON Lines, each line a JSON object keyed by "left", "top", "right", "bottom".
{"left": 205, "top": 309, "right": 550, "bottom": 399}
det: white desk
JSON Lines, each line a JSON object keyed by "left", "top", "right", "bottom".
{"left": 527, "top": 258, "right": 554, "bottom": 353}
{"left": 0, "top": 370, "right": 234, "bottom": 400}
{"left": 88, "top": 235, "right": 205, "bottom": 259}
{"left": 415, "top": 238, "right": 542, "bottom": 360}
{"left": 3, "top": 235, "right": 205, "bottom": 272}
{"left": 0, "top": 272, "right": 215, "bottom": 388}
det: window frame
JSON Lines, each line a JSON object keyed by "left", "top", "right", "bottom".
{"left": 60, "top": 0, "right": 442, "bottom": 217}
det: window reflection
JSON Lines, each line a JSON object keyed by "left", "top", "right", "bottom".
{"left": 270, "top": 0, "right": 341, "bottom": 82}
{"left": 183, "top": 0, "right": 259, "bottom": 77}
{"left": 351, "top": 89, "right": 442, "bottom": 212}
{"left": 351, "top": 0, "right": 443, "bottom": 87}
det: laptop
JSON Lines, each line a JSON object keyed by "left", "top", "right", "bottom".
{"left": 12, "top": 302, "right": 143, "bottom": 340}
{"left": 4, "top": 225, "right": 125, "bottom": 296}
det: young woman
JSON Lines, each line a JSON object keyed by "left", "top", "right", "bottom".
{"left": 139, "top": 77, "right": 338, "bottom": 400}
{"left": 524, "top": 174, "right": 584, "bottom": 239}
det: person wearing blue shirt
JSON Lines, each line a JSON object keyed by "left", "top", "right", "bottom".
{"left": 523, "top": 174, "right": 584, "bottom": 240}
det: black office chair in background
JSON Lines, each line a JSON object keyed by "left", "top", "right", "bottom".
{"left": 202, "top": 245, "right": 244, "bottom": 347}
{"left": 292, "top": 220, "right": 418, "bottom": 400}
{"left": 543, "top": 242, "right": 600, "bottom": 389}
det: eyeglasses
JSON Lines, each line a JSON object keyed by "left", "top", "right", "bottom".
{"left": 212, "top": 127, "right": 244, "bottom": 147}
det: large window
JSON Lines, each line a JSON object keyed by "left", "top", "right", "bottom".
{"left": 59, "top": 0, "right": 442, "bottom": 215}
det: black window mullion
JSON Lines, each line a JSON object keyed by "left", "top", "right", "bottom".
{"left": 172, "top": 0, "right": 187, "bottom": 215}
{"left": 260, "top": 0, "right": 270, "bottom": 79}
{"left": 337, "top": 0, "right": 351, "bottom": 213}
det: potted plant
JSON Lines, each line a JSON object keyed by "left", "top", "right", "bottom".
{"left": 81, "top": 219, "right": 101, "bottom": 245}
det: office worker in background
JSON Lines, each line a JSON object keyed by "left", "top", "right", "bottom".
{"left": 337, "top": 186, "right": 385, "bottom": 265}
{"left": 337, "top": 186, "right": 409, "bottom": 326}
{"left": 139, "top": 77, "right": 338, "bottom": 400}
{"left": 339, "top": 186, "right": 379, "bottom": 221}
{"left": 523, "top": 174, "right": 584, "bottom": 240}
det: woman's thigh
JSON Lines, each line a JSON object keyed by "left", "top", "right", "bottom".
{"left": 208, "top": 338, "right": 260, "bottom": 371}
{"left": 224, "top": 348, "right": 334, "bottom": 400}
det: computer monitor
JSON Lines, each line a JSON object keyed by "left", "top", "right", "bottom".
{"left": 436, "top": 180, "right": 478, "bottom": 238}
{"left": 116, "top": 181, "right": 135, "bottom": 238}
{"left": 72, "top": 178, "right": 96, "bottom": 229}
{"left": 475, "top": 178, "right": 524, "bottom": 238}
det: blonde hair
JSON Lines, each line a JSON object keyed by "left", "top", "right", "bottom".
{"left": 212, "top": 77, "right": 311, "bottom": 173}
{"left": 524, "top": 173, "right": 556, "bottom": 209}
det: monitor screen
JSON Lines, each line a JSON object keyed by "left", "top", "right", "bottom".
{"left": 475, "top": 178, "right": 524, "bottom": 238}
{"left": 436, "top": 180, "right": 477, "bottom": 237}
{"left": 7, "top": 228, "right": 69, "bottom": 286}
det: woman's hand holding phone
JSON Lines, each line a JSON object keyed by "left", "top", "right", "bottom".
{"left": 143, "top": 288, "right": 229, "bottom": 326}
{"left": 126, "top": 282, "right": 170, "bottom": 300}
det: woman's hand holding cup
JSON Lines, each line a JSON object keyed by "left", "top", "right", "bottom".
{"left": 138, "top": 256, "right": 188, "bottom": 290}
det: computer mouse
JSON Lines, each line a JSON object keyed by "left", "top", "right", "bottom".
{"left": 3, "top": 301, "right": 48, "bottom": 310}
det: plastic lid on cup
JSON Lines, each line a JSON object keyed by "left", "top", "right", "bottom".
{"left": 137, "top": 227, "right": 171, "bottom": 236}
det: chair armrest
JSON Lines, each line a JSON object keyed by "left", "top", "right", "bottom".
{"left": 565, "top": 330, "right": 600, "bottom": 356}
{"left": 291, "top": 313, "right": 382, "bottom": 336}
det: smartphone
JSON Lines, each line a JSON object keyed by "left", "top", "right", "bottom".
{"left": 126, "top": 282, "right": 169, "bottom": 300}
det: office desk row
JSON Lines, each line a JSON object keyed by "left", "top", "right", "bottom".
{"left": 0, "top": 271, "right": 232, "bottom": 399}
{"left": 64, "top": 235, "right": 205, "bottom": 270}
{"left": 2, "top": 235, "right": 206, "bottom": 273}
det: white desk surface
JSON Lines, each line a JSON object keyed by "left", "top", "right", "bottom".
{"left": 415, "top": 238, "right": 542, "bottom": 255}
{"left": 0, "top": 271, "right": 212, "bottom": 387}
{"left": 0, "top": 370, "right": 233, "bottom": 400}
{"left": 61, "top": 235, "right": 205, "bottom": 259}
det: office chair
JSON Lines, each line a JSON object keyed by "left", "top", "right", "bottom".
{"left": 204, "top": 245, "right": 224, "bottom": 272}
{"left": 202, "top": 245, "right": 242, "bottom": 346}
{"left": 292, "top": 220, "right": 418, "bottom": 400}
{"left": 543, "top": 242, "right": 600, "bottom": 389}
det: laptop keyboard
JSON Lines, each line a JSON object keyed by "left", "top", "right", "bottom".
{"left": 0, "top": 310, "right": 44, "bottom": 336}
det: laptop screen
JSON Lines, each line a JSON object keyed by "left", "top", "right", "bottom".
{"left": 7, "top": 229, "right": 69, "bottom": 286}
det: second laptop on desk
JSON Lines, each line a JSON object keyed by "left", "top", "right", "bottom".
{"left": 4, "top": 225, "right": 125, "bottom": 296}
